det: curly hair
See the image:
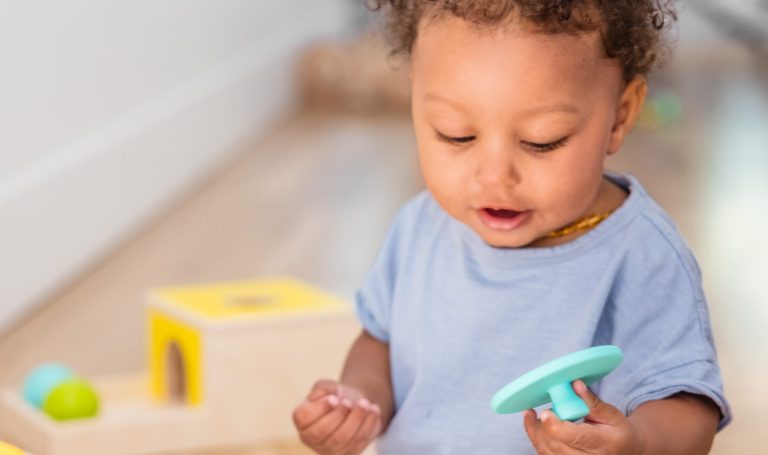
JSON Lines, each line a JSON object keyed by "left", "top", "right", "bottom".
{"left": 367, "top": 0, "right": 677, "bottom": 81}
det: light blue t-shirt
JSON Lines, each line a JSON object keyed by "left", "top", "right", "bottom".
{"left": 355, "top": 173, "right": 731, "bottom": 454}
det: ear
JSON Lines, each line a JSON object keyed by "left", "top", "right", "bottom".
{"left": 607, "top": 77, "right": 648, "bottom": 156}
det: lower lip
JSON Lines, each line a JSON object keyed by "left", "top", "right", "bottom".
{"left": 477, "top": 208, "right": 532, "bottom": 231}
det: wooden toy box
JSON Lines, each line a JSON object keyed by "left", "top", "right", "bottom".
{"left": 0, "top": 279, "right": 359, "bottom": 455}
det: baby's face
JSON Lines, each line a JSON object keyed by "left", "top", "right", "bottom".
{"left": 410, "top": 16, "right": 637, "bottom": 248}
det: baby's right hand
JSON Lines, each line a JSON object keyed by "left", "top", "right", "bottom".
{"left": 292, "top": 379, "right": 382, "bottom": 455}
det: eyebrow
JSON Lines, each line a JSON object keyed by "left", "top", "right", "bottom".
{"left": 424, "top": 93, "right": 470, "bottom": 113}
{"left": 424, "top": 92, "right": 581, "bottom": 117}
{"left": 521, "top": 103, "right": 581, "bottom": 116}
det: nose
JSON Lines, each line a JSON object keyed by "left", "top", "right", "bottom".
{"left": 474, "top": 141, "right": 521, "bottom": 188}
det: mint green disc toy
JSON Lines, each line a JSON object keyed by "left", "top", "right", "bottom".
{"left": 491, "top": 345, "right": 623, "bottom": 421}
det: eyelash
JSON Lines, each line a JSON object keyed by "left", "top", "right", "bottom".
{"left": 434, "top": 131, "right": 475, "bottom": 145}
{"left": 523, "top": 137, "right": 569, "bottom": 152}
{"left": 433, "top": 130, "right": 569, "bottom": 153}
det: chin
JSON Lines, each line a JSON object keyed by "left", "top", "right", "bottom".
{"left": 478, "top": 231, "right": 536, "bottom": 249}
{"left": 460, "top": 217, "right": 537, "bottom": 248}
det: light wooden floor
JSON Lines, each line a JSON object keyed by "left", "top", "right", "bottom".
{"left": 0, "top": 113, "right": 420, "bottom": 454}
{"left": 2, "top": 12, "right": 767, "bottom": 455}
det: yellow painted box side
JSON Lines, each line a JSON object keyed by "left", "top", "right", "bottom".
{"left": 149, "top": 310, "right": 204, "bottom": 405}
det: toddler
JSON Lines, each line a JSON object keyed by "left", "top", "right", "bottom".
{"left": 292, "top": 1, "right": 731, "bottom": 453}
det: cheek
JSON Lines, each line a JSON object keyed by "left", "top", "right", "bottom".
{"left": 419, "top": 145, "right": 457, "bottom": 194}
{"left": 532, "top": 143, "right": 606, "bottom": 211}
{"left": 417, "top": 145, "right": 475, "bottom": 216}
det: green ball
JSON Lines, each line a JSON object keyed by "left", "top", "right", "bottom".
{"left": 43, "top": 379, "right": 99, "bottom": 421}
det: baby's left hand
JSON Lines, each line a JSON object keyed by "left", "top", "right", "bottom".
{"left": 523, "top": 380, "right": 646, "bottom": 455}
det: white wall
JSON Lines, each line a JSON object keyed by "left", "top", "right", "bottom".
{"left": 0, "top": 0, "right": 354, "bottom": 333}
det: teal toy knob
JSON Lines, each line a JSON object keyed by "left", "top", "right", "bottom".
{"left": 43, "top": 379, "right": 100, "bottom": 421}
{"left": 22, "top": 363, "right": 75, "bottom": 409}
{"left": 491, "top": 345, "right": 623, "bottom": 421}
{"left": 547, "top": 381, "right": 590, "bottom": 421}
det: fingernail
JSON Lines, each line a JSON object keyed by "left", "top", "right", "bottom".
{"left": 372, "top": 404, "right": 381, "bottom": 414}
{"left": 541, "top": 411, "right": 551, "bottom": 422}
{"left": 326, "top": 395, "right": 340, "bottom": 406}
{"left": 359, "top": 398, "right": 371, "bottom": 410}
{"left": 342, "top": 398, "right": 353, "bottom": 408}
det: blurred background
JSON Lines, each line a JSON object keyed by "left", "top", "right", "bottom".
{"left": 0, "top": 0, "right": 765, "bottom": 453}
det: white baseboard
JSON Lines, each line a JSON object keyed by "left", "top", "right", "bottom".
{"left": 0, "top": 20, "right": 342, "bottom": 333}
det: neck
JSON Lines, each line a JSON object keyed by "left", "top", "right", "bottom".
{"left": 529, "top": 177, "right": 628, "bottom": 248}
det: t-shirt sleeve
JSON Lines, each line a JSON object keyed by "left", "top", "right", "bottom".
{"left": 354, "top": 204, "right": 411, "bottom": 343}
{"left": 596, "top": 230, "right": 732, "bottom": 431}
{"left": 621, "top": 357, "right": 730, "bottom": 430}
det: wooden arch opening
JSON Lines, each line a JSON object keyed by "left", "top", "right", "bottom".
{"left": 166, "top": 340, "right": 187, "bottom": 404}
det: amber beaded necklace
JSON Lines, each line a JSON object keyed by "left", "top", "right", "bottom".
{"left": 545, "top": 211, "right": 614, "bottom": 239}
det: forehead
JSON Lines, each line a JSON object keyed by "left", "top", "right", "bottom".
{"left": 411, "top": 16, "right": 622, "bottom": 114}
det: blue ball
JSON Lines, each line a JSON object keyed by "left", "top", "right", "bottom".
{"left": 23, "top": 363, "right": 75, "bottom": 409}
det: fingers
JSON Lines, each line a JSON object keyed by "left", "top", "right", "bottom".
{"left": 293, "top": 394, "right": 341, "bottom": 431}
{"left": 318, "top": 398, "right": 378, "bottom": 452}
{"left": 523, "top": 384, "right": 627, "bottom": 453}
{"left": 347, "top": 405, "right": 383, "bottom": 453}
{"left": 294, "top": 380, "right": 381, "bottom": 454}
{"left": 538, "top": 409, "right": 596, "bottom": 451}
{"left": 525, "top": 409, "right": 579, "bottom": 454}
{"left": 357, "top": 403, "right": 383, "bottom": 440}
{"left": 298, "top": 396, "right": 353, "bottom": 447}
{"left": 523, "top": 409, "right": 542, "bottom": 450}
{"left": 573, "top": 380, "right": 623, "bottom": 425}
{"left": 573, "top": 380, "right": 601, "bottom": 416}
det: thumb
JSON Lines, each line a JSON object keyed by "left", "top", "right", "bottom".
{"left": 307, "top": 379, "right": 339, "bottom": 401}
{"left": 573, "top": 380, "right": 624, "bottom": 425}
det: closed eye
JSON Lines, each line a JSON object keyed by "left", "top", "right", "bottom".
{"left": 522, "top": 137, "right": 568, "bottom": 153}
{"left": 434, "top": 130, "right": 568, "bottom": 152}
{"left": 434, "top": 130, "right": 476, "bottom": 145}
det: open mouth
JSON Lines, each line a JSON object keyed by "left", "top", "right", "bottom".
{"left": 485, "top": 208, "right": 521, "bottom": 218}
{"left": 478, "top": 207, "right": 531, "bottom": 231}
